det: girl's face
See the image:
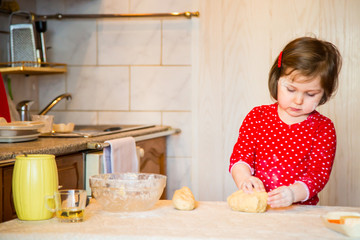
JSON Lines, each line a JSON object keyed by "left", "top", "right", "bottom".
{"left": 277, "top": 69, "right": 324, "bottom": 124}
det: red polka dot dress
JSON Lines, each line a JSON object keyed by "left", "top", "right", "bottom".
{"left": 229, "top": 103, "right": 336, "bottom": 205}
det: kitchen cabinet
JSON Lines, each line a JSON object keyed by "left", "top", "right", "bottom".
{"left": 136, "top": 137, "right": 167, "bottom": 199}
{"left": 1, "top": 166, "right": 16, "bottom": 222}
{"left": 0, "top": 136, "right": 167, "bottom": 222}
{"left": 56, "top": 152, "right": 84, "bottom": 190}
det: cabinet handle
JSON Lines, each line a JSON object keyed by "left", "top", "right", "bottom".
{"left": 136, "top": 147, "right": 144, "bottom": 158}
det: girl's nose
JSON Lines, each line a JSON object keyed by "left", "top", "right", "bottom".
{"left": 294, "top": 93, "right": 304, "bottom": 105}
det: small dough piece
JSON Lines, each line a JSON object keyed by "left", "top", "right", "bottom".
{"left": 172, "top": 186, "right": 195, "bottom": 210}
{"left": 227, "top": 190, "right": 268, "bottom": 213}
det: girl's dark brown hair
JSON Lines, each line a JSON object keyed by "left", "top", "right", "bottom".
{"left": 268, "top": 37, "right": 342, "bottom": 105}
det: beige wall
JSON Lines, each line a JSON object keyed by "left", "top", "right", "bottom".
{"left": 195, "top": 0, "right": 360, "bottom": 206}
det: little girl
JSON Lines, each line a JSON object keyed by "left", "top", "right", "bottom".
{"left": 229, "top": 37, "right": 342, "bottom": 208}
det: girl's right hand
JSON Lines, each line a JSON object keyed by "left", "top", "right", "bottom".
{"left": 239, "top": 176, "right": 265, "bottom": 193}
{"left": 231, "top": 163, "right": 265, "bottom": 193}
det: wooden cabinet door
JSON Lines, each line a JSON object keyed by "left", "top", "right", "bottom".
{"left": 0, "top": 167, "right": 2, "bottom": 221}
{"left": 136, "top": 137, "right": 167, "bottom": 199}
{"left": 2, "top": 165, "right": 17, "bottom": 222}
{"left": 56, "top": 152, "right": 84, "bottom": 190}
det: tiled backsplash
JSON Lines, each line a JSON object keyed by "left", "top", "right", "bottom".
{"left": 1, "top": 0, "right": 197, "bottom": 197}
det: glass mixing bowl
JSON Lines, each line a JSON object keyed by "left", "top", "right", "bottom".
{"left": 89, "top": 173, "right": 166, "bottom": 212}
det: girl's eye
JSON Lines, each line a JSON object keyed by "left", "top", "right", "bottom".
{"left": 286, "top": 88, "right": 295, "bottom": 93}
{"left": 306, "top": 93, "right": 316, "bottom": 97}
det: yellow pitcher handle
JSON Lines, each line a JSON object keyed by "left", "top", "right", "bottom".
{"left": 44, "top": 195, "right": 56, "bottom": 213}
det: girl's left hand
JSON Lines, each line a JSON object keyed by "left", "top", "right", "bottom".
{"left": 267, "top": 186, "right": 295, "bottom": 208}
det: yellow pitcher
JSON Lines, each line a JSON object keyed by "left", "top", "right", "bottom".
{"left": 12, "top": 154, "right": 59, "bottom": 220}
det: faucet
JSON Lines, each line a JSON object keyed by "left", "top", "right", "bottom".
{"left": 39, "top": 93, "right": 72, "bottom": 115}
{"left": 16, "top": 100, "right": 34, "bottom": 121}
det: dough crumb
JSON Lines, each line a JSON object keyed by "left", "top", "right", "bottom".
{"left": 227, "top": 190, "right": 268, "bottom": 213}
{"left": 172, "top": 186, "right": 195, "bottom": 210}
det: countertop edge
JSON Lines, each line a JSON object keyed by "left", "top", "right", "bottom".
{"left": 0, "top": 125, "right": 178, "bottom": 164}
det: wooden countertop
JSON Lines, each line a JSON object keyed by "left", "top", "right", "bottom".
{"left": 0, "top": 200, "right": 358, "bottom": 239}
{"left": 0, "top": 125, "right": 175, "bottom": 163}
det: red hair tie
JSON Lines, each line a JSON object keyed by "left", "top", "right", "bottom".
{"left": 277, "top": 51, "right": 283, "bottom": 68}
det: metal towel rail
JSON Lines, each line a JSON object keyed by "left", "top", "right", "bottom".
{"left": 86, "top": 143, "right": 144, "bottom": 158}
{"left": 87, "top": 142, "right": 110, "bottom": 150}
{"left": 87, "top": 127, "right": 181, "bottom": 150}
{"left": 36, "top": 11, "right": 199, "bottom": 20}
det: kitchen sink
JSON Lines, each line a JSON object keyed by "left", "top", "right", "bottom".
{"left": 41, "top": 124, "right": 155, "bottom": 138}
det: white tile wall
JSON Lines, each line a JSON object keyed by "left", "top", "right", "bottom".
{"left": 131, "top": 66, "right": 191, "bottom": 111}
{"left": 0, "top": 33, "right": 8, "bottom": 63}
{"left": 9, "top": 75, "right": 39, "bottom": 111}
{"left": 98, "top": 20, "right": 161, "bottom": 65}
{"left": 66, "top": 66, "right": 130, "bottom": 110}
{"left": 166, "top": 156, "right": 192, "bottom": 197}
{"left": 98, "top": 112, "right": 161, "bottom": 125}
{"left": 32, "top": 0, "right": 195, "bottom": 198}
{"left": 162, "top": 20, "right": 192, "bottom": 65}
{"left": 38, "top": 74, "right": 66, "bottom": 111}
{"left": 35, "top": 0, "right": 65, "bottom": 14}
{"left": 46, "top": 20, "right": 97, "bottom": 65}
{"left": 63, "top": 0, "right": 129, "bottom": 14}
{"left": 130, "top": 0, "right": 196, "bottom": 13}
{"left": 163, "top": 112, "right": 192, "bottom": 157}
{"left": 52, "top": 111, "right": 98, "bottom": 125}
{"left": 36, "top": 0, "right": 129, "bottom": 15}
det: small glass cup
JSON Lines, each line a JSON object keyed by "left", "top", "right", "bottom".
{"left": 45, "top": 189, "right": 87, "bottom": 223}
{"left": 31, "top": 115, "right": 54, "bottom": 133}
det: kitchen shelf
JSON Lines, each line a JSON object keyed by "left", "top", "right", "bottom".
{"left": 0, "top": 62, "right": 67, "bottom": 75}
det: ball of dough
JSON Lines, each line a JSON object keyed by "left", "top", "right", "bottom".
{"left": 227, "top": 190, "right": 268, "bottom": 213}
{"left": 172, "top": 186, "right": 195, "bottom": 210}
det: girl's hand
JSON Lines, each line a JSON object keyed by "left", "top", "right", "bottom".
{"left": 231, "top": 163, "right": 265, "bottom": 193}
{"left": 239, "top": 176, "right": 265, "bottom": 193}
{"left": 267, "top": 186, "right": 295, "bottom": 208}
